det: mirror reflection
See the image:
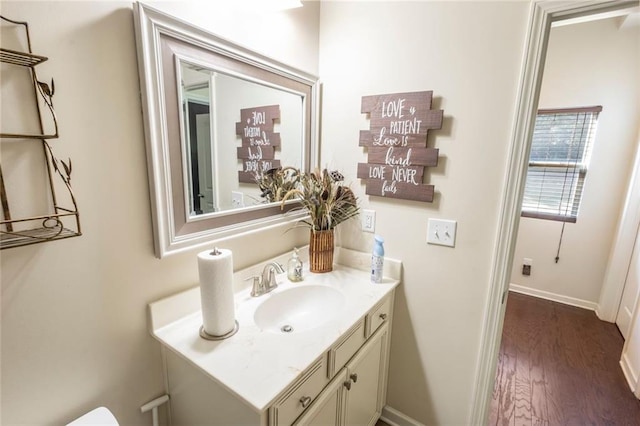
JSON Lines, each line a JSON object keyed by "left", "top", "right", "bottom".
{"left": 179, "top": 60, "right": 304, "bottom": 217}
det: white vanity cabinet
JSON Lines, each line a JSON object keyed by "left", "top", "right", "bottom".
{"left": 161, "top": 292, "right": 394, "bottom": 426}
{"left": 148, "top": 251, "right": 401, "bottom": 426}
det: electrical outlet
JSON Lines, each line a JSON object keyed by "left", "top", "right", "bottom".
{"left": 361, "top": 209, "right": 375, "bottom": 233}
{"left": 231, "top": 191, "right": 244, "bottom": 208}
{"left": 426, "top": 219, "right": 457, "bottom": 247}
{"left": 522, "top": 258, "right": 532, "bottom": 276}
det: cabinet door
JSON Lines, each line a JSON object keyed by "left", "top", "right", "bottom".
{"left": 294, "top": 370, "right": 347, "bottom": 426}
{"left": 344, "top": 324, "right": 388, "bottom": 426}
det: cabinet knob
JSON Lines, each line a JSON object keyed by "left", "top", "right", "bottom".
{"left": 299, "top": 396, "right": 312, "bottom": 408}
{"left": 379, "top": 313, "right": 388, "bottom": 321}
{"left": 343, "top": 380, "right": 352, "bottom": 391}
{"left": 350, "top": 373, "right": 358, "bottom": 383}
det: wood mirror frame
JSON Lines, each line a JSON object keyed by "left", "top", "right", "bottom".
{"left": 133, "top": 2, "right": 318, "bottom": 258}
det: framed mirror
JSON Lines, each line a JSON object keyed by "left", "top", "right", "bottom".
{"left": 134, "top": 3, "right": 318, "bottom": 257}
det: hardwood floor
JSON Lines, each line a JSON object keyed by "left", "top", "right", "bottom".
{"left": 490, "top": 292, "right": 640, "bottom": 426}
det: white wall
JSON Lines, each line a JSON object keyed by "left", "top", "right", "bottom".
{"left": 319, "top": 2, "right": 529, "bottom": 424}
{"left": 510, "top": 18, "right": 640, "bottom": 306}
{"left": 0, "top": 1, "right": 318, "bottom": 424}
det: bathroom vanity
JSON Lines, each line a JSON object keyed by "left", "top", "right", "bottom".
{"left": 148, "top": 248, "right": 401, "bottom": 425}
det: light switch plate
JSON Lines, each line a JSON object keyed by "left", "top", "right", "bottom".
{"left": 361, "top": 209, "right": 375, "bottom": 233}
{"left": 427, "top": 219, "right": 457, "bottom": 247}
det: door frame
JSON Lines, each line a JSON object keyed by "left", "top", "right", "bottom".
{"left": 470, "top": 1, "right": 639, "bottom": 423}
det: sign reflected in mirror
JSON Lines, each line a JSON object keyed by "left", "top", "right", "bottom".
{"left": 236, "top": 104, "right": 281, "bottom": 184}
{"left": 134, "top": 2, "right": 318, "bottom": 257}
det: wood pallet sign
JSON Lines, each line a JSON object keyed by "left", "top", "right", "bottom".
{"left": 235, "top": 104, "right": 281, "bottom": 183}
{"left": 358, "top": 91, "right": 443, "bottom": 202}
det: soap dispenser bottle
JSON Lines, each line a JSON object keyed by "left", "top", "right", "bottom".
{"left": 287, "top": 247, "right": 304, "bottom": 282}
{"left": 371, "top": 235, "right": 385, "bottom": 283}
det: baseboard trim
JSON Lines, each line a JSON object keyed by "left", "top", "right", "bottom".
{"left": 620, "top": 352, "right": 640, "bottom": 399}
{"left": 509, "top": 284, "right": 598, "bottom": 311}
{"left": 380, "top": 406, "right": 425, "bottom": 426}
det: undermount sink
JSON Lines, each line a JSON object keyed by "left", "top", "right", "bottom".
{"left": 253, "top": 285, "right": 346, "bottom": 333}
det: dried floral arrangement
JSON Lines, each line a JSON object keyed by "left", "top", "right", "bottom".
{"left": 281, "top": 168, "right": 359, "bottom": 232}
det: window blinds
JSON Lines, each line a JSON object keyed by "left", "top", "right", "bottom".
{"left": 521, "top": 106, "right": 601, "bottom": 223}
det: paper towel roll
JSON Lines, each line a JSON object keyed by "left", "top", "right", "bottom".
{"left": 197, "top": 248, "right": 236, "bottom": 337}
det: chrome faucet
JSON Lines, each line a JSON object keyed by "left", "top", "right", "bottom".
{"left": 247, "top": 262, "right": 285, "bottom": 297}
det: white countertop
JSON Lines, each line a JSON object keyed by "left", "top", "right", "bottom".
{"left": 148, "top": 247, "right": 401, "bottom": 412}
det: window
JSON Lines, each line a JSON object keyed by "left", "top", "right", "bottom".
{"left": 521, "top": 106, "right": 601, "bottom": 222}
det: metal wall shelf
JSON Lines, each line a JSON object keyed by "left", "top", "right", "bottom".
{"left": 0, "top": 15, "right": 81, "bottom": 250}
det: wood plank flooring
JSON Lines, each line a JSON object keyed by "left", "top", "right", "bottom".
{"left": 490, "top": 292, "right": 640, "bottom": 426}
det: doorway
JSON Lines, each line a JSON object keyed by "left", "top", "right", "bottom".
{"left": 470, "top": 1, "right": 640, "bottom": 423}
{"left": 508, "top": 14, "right": 639, "bottom": 325}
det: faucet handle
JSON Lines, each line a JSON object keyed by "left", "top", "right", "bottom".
{"left": 245, "top": 275, "right": 263, "bottom": 297}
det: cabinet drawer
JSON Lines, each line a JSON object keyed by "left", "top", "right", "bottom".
{"left": 270, "top": 356, "right": 328, "bottom": 426}
{"left": 366, "top": 296, "right": 391, "bottom": 338}
{"left": 328, "top": 319, "right": 365, "bottom": 378}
